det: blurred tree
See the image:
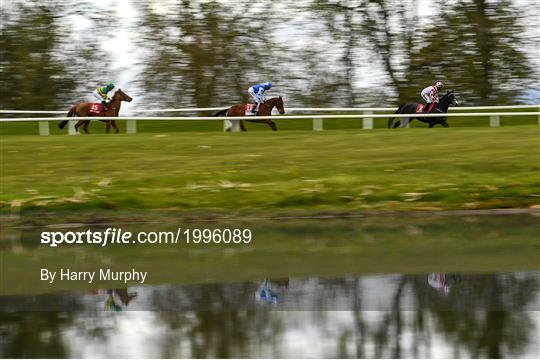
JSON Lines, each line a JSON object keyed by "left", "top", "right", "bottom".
{"left": 0, "top": 4, "right": 74, "bottom": 110}
{"left": 359, "top": 0, "right": 422, "bottom": 103}
{"left": 312, "top": 0, "right": 423, "bottom": 104}
{"left": 311, "top": 0, "right": 363, "bottom": 106}
{"left": 412, "top": 0, "right": 532, "bottom": 105}
{"left": 313, "top": 0, "right": 534, "bottom": 105}
{"left": 0, "top": 2, "right": 111, "bottom": 110}
{"left": 1, "top": 0, "right": 534, "bottom": 110}
{"left": 135, "top": 1, "right": 277, "bottom": 108}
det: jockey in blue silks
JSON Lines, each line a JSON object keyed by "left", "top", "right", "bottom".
{"left": 248, "top": 81, "right": 272, "bottom": 113}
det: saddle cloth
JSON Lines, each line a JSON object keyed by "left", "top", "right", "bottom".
{"left": 415, "top": 104, "right": 425, "bottom": 113}
{"left": 244, "top": 104, "right": 256, "bottom": 116}
{"left": 89, "top": 103, "right": 104, "bottom": 114}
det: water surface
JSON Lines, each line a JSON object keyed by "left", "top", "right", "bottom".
{"left": 1, "top": 214, "right": 539, "bottom": 358}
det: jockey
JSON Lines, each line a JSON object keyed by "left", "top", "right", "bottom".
{"left": 248, "top": 81, "right": 272, "bottom": 113}
{"left": 255, "top": 279, "right": 278, "bottom": 304}
{"left": 92, "top": 83, "right": 115, "bottom": 112}
{"left": 420, "top": 80, "right": 443, "bottom": 113}
{"left": 428, "top": 273, "right": 451, "bottom": 294}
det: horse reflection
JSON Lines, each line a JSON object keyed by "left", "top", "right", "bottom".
{"left": 428, "top": 273, "right": 462, "bottom": 294}
{"left": 89, "top": 288, "right": 138, "bottom": 311}
{"left": 255, "top": 278, "right": 289, "bottom": 304}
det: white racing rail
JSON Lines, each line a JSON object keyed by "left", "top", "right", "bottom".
{"left": 1, "top": 104, "right": 538, "bottom": 114}
{"left": 1, "top": 105, "right": 539, "bottom": 135}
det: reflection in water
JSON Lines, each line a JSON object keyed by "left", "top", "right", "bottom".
{"left": 0, "top": 272, "right": 538, "bottom": 358}
{"left": 255, "top": 279, "right": 279, "bottom": 305}
{"left": 90, "top": 289, "right": 138, "bottom": 312}
{"left": 2, "top": 214, "right": 538, "bottom": 357}
{"left": 428, "top": 273, "right": 459, "bottom": 294}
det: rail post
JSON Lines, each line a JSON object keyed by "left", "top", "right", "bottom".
{"left": 362, "top": 111, "right": 373, "bottom": 129}
{"left": 313, "top": 118, "right": 323, "bottom": 131}
{"left": 68, "top": 120, "right": 77, "bottom": 135}
{"left": 489, "top": 115, "right": 500, "bottom": 127}
{"left": 38, "top": 121, "right": 49, "bottom": 136}
{"left": 126, "top": 119, "right": 137, "bottom": 134}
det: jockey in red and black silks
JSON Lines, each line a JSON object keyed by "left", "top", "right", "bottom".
{"left": 420, "top": 81, "right": 444, "bottom": 113}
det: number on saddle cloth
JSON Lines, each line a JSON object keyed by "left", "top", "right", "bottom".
{"left": 89, "top": 103, "right": 104, "bottom": 114}
{"left": 415, "top": 104, "right": 425, "bottom": 113}
{"left": 244, "top": 104, "right": 257, "bottom": 116}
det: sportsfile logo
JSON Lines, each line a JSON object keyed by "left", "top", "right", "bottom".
{"left": 40, "top": 227, "right": 252, "bottom": 247}
{"left": 40, "top": 228, "right": 180, "bottom": 247}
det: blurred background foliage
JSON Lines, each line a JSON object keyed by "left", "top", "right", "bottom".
{"left": 0, "top": 0, "right": 538, "bottom": 110}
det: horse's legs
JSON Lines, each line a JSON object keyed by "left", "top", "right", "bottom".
{"left": 111, "top": 120, "right": 119, "bottom": 133}
{"left": 400, "top": 118, "right": 411, "bottom": 128}
{"left": 82, "top": 120, "right": 90, "bottom": 134}
{"left": 441, "top": 121, "right": 449, "bottom": 128}
{"left": 393, "top": 120, "right": 401, "bottom": 129}
{"left": 105, "top": 120, "right": 111, "bottom": 133}
{"left": 75, "top": 120, "right": 89, "bottom": 134}
{"left": 240, "top": 120, "right": 247, "bottom": 132}
{"left": 268, "top": 120, "right": 277, "bottom": 131}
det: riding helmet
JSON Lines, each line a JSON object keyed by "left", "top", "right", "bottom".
{"left": 107, "top": 83, "right": 115, "bottom": 91}
{"left": 265, "top": 81, "right": 272, "bottom": 89}
{"left": 435, "top": 81, "right": 443, "bottom": 89}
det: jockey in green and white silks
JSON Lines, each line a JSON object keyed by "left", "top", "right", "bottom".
{"left": 92, "top": 83, "right": 115, "bottom": 110}
{"left": 248, "top": 81, "right": 272, "bottom": 113}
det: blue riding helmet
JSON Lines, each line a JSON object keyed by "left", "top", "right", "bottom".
{"left": 265, "top": 81, "right": 272, "bottom": 89}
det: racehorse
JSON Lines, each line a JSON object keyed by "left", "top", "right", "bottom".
{"left": 59, "top": 89, "right": 133, "bottom": 134}
{"left": 213, "top": 96, "right": 285, "bottom": 131}
{"left": 388, "top": 90, "right": 458, "bottom": 128}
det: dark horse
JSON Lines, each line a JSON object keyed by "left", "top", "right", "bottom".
{"left": 213, "top": 96, "right": 285, "bottom": 131}
{"left": 388, "top": 90, "right": 458, "bottom": 128}
{"left": 59, "top": 89, "right": 133, "bottom": 134}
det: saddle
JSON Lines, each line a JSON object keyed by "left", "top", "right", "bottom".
{"left": 416, "top": 103, "right": 436, "bottom": 114}
{"left": 89, "top": 103, "right": 107, "bottom": 114}
{"left": 244, "top": 103, "right": 257, "bottom": 116}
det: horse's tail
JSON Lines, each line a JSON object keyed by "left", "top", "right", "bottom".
{"left": 59, "top": 106, "right": 76, "bottom": 129}
{"left": 388, "top": 105, "right": 404, "bottom": 128}
{"left": 213, "top": 109, "right": 228, "bottom": 117}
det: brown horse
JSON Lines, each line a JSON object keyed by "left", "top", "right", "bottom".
{"left": 214, "top": 96, "right": 285, "bottom": 131}
{"left": 59, "top": 89, "right": 133, "bottom": 134}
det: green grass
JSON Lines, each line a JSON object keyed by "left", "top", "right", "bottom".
{"left": 1, "top": 126, "right": 539, "bottom": 216}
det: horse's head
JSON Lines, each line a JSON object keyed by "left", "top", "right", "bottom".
{"left": 444, "top": 90, "right": 458, "bottom": 106}
{"left": 275, "top": 96, "right": 285, "bottom": 114}
{"left": 113, "top": 88, "right": 133, "bottom": 102}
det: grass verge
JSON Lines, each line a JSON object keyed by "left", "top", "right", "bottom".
{"left": 1, "top": 126, "right": 539, "bottom": 216}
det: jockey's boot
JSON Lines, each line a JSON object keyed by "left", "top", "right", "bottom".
{"left": 251, "top": 103, "right": 259, "bottom": 114}
{"left": 101, "top": 101, "right": 107, "bottom": 114}
{"left": 423, "top": 103, "right": 430, "bottom": 113}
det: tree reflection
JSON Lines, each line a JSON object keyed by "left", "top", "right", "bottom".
{"left": 0, "top": 272, "right": 538, "bottom": 358}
